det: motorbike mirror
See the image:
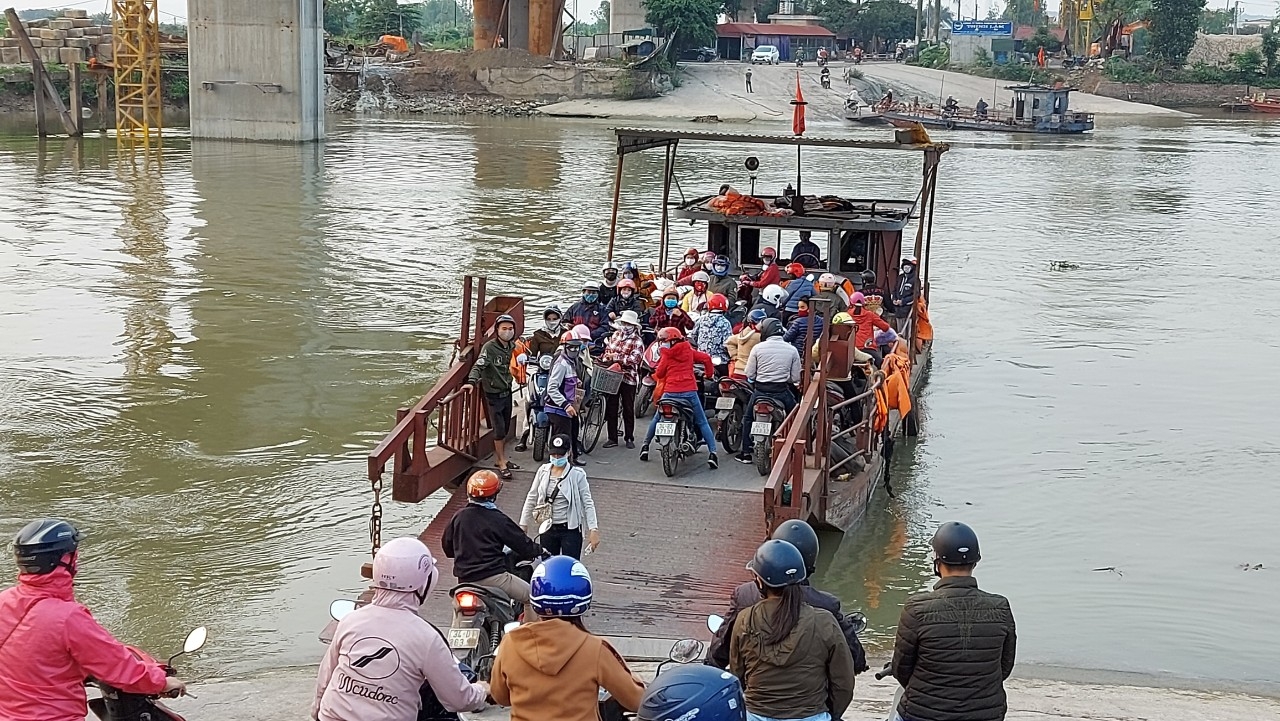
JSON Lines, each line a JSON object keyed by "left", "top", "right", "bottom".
{"left": 504, "top": 621, "right": 521, "bottom": 634}
{"left": 329, "top": 599, "right": 358, "bottom": 621}
{"left": 845, "top": 611, "right": 868, "bottom": 635}
{"left": 707, "top": 614, "right": 725, "bottom": 633}
{"left": 668, "top": 639, "right": 704, "bottom": 664}
{"left": 537, "top": 519, "right": 553, "bottom": 537}
{"left": 182, "top": 626, "right": 208, "bottom": 655}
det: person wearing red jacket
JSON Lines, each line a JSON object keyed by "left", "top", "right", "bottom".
{"left": 849, "top": 292, "right": 890, "bottom": 361}
{"left": 0, "top": 519, "right": 186, "bottom": 721}
{"left": 745, "top": 246, "right": 781, "bottom": 291}
{"left": 639, "top": 327, "right": 719, "bottom": 469}
{"left": 648, "top": 287, "right": 694, "bottom": 334}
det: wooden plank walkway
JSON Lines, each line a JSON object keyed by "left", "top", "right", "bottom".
{"left": 416, "top": 443, "right": 769, "bottom": 640}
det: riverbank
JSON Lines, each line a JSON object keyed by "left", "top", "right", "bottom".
{"left": 157, "top": 660, "right": 1280, "bottom": 721}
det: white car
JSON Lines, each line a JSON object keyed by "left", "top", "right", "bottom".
{"left": 750, "top": 45, "right": 780, "bottom": 65}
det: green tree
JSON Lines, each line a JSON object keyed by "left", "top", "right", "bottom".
{"left": 1262, "top": 31, "right": 1280, "bottom": 76}
{"left": 419, "top": 0, "right": 472, "bottom": 27}
{"left": 1023, "top": 25, "right": 1061, "bottom": 53}
{"left": 356, "top": 0, "right": 419, "bottom": 38}
{"left": 852, "top": 0, "right": 917, "bottom": 46}
{"left": 1231, "top": 46, "right": 1263, "bottom": 75}
{"left": 1199, "top": 7, "right": 1232, "bottom": 33}
{"left": 1148, "top": 0, "right": 1204, "bottom": 65}
{"left": 1000, "top": 0, "right": 1046, "bottom": 27}
{"left": 573, "top": 0, "right": 610, "bottom": 34}
{"left": 644, "top": 0, "right": 719, "bottom": 50}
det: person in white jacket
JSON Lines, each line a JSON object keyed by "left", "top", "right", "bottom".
{"left": 313, "top": 537, "right": 489, "bottom": 721}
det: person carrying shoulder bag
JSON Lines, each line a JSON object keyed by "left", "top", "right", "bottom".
{"left": 520, "top": 434, "right": 601, "bottom": 560}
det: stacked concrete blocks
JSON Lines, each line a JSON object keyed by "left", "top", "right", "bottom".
{"left": 1, "top": 9, "right": 115, "bottom": 66}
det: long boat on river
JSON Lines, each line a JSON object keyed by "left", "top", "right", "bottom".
{"left": 357, "top": 127, "right": 949, "bottom": 641}
{"left": 883, "top": 84, "right": 1095, "bottom": 134}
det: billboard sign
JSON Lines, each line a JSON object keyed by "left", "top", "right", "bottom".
{"left": 951, "top": 21, "right": 1014, "bottom": 36}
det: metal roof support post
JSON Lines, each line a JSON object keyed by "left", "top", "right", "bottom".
{"left": 658, "top": 142, "right": 674, "bottom": 272}
{"left": 606, "top": 151, "right": 625, "bottom": 264}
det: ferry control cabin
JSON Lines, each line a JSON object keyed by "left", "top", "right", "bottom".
{"left": 1006, "top": 84, "right": 1094, "bottom": 130}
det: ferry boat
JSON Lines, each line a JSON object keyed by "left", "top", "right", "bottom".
{"left": 883, "top": 84, "right": 1095, "bottom": 134}
{"left": 356, "top": 127, "right": 949, "bottom": 640}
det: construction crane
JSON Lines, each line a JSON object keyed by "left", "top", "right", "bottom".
{"left": 112, "top": 0, "right": 163, "bottom": 145}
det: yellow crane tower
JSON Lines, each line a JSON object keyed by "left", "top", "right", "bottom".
{"left": 1059, "top": 0, "right": 1094, "bottom": 56}
{"left": 112, "top": 0, "right": 163, "bottom": 144}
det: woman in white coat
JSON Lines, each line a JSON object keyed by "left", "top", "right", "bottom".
{"left": 520, "top": 434, "right": 601, "bottom": 559}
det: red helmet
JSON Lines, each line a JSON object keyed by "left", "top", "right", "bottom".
{"left": 466, "top": 470, "right": 502, "bottom": 499}
{"left": 708, "top": 294, "right": 729, "bottom": 312}
{"left": 684, "top": 247, "right": 699, "bottom": 259}
{"left": 657, "top": 326, "right": 685, "bottom": 342}
{"left": 761, "top": 247, "right": 777, "bottom": 258}
{"left": 617, "top": 278, "right": 636, "bottom": 291}
{"left": 786, "top": 262, "right": 805, "bottom": 278}
{"left": 560, "top": 330, "right": 578, "bottom": 343}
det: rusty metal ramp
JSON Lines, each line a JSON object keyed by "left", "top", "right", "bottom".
{"left": 418, "top": 443, "right": 768, "bottom": 640}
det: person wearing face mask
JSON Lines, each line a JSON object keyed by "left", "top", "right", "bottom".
{"left": 890, "top": 522, "right": 1016, "bottom": 721}
{"left": 442, "top": 471, "right": 545, "bottom": 603}
{"left": 600, "top": 310, "right": 644, "bottom": 449}
{"left": 846, "top": 293, "right": 890, "bottom": 364}
{"left": 465, "top": 313, "right": 520, "bottom": 479}
{"left": 639, "top": 326, "right": 719, "bottom": 469}
{"left": 752, "top": 284, "right": 787, "bottom": 321}
{"left": 890, "top": 257, "right": 918, "bottom": 332}
{"left": 605, "top": 279, "right": 645, "bottom": 320}
{"left": 727, "top": 540, "right": 854, "bottom": 721}
{"left": 567, "top": 283, "right": 610, "bottom": 347}
{"left": 0, "top": 519, "right": 188, "bottom": 721}
{"left": 677, "top": 248, "right": 703, "bottom": 284}
{"left": 781, "top": 265, "right": 816, "bottom": 318}
{"left": 690, "top": 294, "right": 734, "bottom": 376}
{"left": 650, "top": 287, "right": 694, "bottom": 335}
{"left": 682, "top": 271, "right": 713, "bottom": 315}
{"left": 520, "top": 435, "right": 600, "bottom": 558}
{"left": 745, "top": 247, "right": 780, "bottom": 293}
{"left": 315, "top": 537, "right": 490, "bottom": 721}
{"left": 546, "top": 328, "right": 589, "bottom": 466}
{"left": 599, "top": 263, "right": 621, "bottom": 306}
{"left": 783, "top": 298, "right": 824, "bottom": 357}
{"left": 708, "top": 255, "right": 738, "bottom": 299}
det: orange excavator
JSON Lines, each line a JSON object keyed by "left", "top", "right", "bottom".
{"left": 1093, "top": 19, "right": 1148, "bottom": 58}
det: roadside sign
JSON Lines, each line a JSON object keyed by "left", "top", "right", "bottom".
{"left": 951, "top": 21, "right": 1014, "bottom": 36}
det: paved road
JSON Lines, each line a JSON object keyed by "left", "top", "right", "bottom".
{"left": 539, "top": 60, "right": 1189, "bottom": 122}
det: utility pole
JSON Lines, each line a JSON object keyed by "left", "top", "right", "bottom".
{"left": 917, "top": 0, "right": 923, "bottom": 41}
{"left": 934, "top": 0, "right": 942, "bottom": 41}
{"left": 1233, "top": 0, "right": 1240, "bottom": 34}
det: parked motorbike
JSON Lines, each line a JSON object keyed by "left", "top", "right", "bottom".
{"left": 87, "top": 627, "right": 206, "bottom": 721}
{"left": 448, "top": 550, "right": 537, "bottom": 679}
{"left": 750, "top": 394, "right": 789, "bottom": 476}
{"left": 633, "top": 340, "right": 663, "bottom": 418}
{"left": 524, "top": 353, "right": 554, "bottom": 461}
{"left": 653, "top": 362, "right": 711, "bottom": 477}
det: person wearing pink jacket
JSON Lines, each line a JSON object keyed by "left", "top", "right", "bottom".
{"left": 0, "top": 519, "right": 185, "bottom": 721}
{"left": 314, "top": 537, "right": 490, "bottom": 721}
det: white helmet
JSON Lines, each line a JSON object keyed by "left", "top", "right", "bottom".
{"left": 691, "top": 271, "right": 711, "bottom": 284}
{"left": 373, "top": 537, "right": 439, "bottom": 598}
{"left": 762, "top": 284, "right": 786, "bottom": 305}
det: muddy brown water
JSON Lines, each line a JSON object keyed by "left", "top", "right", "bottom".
{"left": 0, "top": 114, "right": 1278, "bottom": 692}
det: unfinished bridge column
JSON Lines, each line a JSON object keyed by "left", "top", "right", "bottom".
{"left": 474, "top": 0, "right": 500, "bottom": 50}
{"left": 187, "top": 0, "right": 324, "bottom": 142}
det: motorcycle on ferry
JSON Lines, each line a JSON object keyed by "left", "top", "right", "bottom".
{"left": 524, "top": 353, "right": 554, "bottom": 462}
{"left": 596, "top": 625, "right": 713, "bottom": 721}
{"left": 714, "top": 376, "right": 751, "bottom": 455}
{"left": 653, "top": 363, "right": 710, "bottom": 477}
{"left": 87, "top": 627, "right": 206, "bottom": 721}
{"left": 750, "top": 394, "right": 790, "bottom": 476}
{"left": 633, "top": 339, "right": 663, "bottom": 419}
{"left": 447, "top": 550, "right": 538, "bottom": 679}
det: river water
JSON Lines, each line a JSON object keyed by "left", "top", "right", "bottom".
{"left": 1, "top": 114, "right": 1277, "bottom": 691}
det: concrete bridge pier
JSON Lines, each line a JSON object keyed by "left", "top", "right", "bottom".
{"left": 187, "top": 0, "right": 324, "bottom": 142}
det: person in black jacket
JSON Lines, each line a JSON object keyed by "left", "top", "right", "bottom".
{"left": 889, "top": 257, "right": 918, "bottom": 332}
{"left": 441, "top": 470, "right": 544, "bottom": 604}
{"left": 706, "top": 519, "right": 868, "bottom": 674}
{"left": 891, "top": 521, "right": 1016, "bottom": 721}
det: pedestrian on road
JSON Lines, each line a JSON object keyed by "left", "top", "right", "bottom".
{"left": 520, "top": 434, "right": 600, "bottom": 560}
{"left": 745, "top": 67, "right": 753, "bottom": 93}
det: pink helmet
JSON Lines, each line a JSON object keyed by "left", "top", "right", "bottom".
{"left": 571, "top": 324, "right": 592, "bottom": 340}
{"left": 851, "top": 292, "right": 866, "bottom": 305}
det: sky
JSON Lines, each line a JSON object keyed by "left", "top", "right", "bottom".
{"left": 7, "top": 0, "right": 1275, "bottom": 27}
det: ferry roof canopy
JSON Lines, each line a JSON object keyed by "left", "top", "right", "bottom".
{"left": 613, "top": 128, "right": 949, "bottom": 156}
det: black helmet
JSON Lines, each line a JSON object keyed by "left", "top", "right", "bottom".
{"left": 771, "top": 520, "right": 819, "bottom": 573}
{"left": 931, "top": 521, "right": 981, "bottom": 565}
{"left": 747, "top": 539, "right": 807, "bottom": 588}
{"left": 758, "top": 317, "right": 783, "bottom": 340}
{"left": 637, "top": 664, "right": 746, "bottom": 721}
{"left": 14, "top": 518, "right": 82, "bottom": 576}
{"left": 860, "top": 269, "right": 876, "bottom": 288}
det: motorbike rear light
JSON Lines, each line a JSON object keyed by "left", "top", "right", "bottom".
{"left": 754, "top": 402, "right": 775, "bottom": 415}
{"left": 659, "top": 403, "right": 677, "bottom": 418}
{"left": 455, "top": 591, "right": 483, "bottom": 616}
{"left": 719, "top": 380, "right": 734, "bottom": 392}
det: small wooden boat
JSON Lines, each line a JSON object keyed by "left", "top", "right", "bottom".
{"left": 843, "top": 91, "right": 888, "bottom": 124}
{"left": 1246, "top": 93, "right": 1280, "bottom": 114}
{"left": 883, "top": 84, "right": 1094, "bottom": 134}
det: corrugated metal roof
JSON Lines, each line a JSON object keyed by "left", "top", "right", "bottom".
{"left": 716, "top": 22, "right": 836, "bottom": 37}
{"left": 613, "top": 127, "right": 948, "bottom": 154}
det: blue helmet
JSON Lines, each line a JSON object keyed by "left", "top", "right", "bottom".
{"left": 747, "top": 539, "right": 807, "bottom": 588}
{"left": 711, "top": 255, "right": 731, "bottom": 276}
{"left": 530, "top": 555, "right": 593, "bottom": 617}
{"left": 638, "top": 664, "right": 746, "bottom": 721}
{"left": 747, "top": 308, "right": 768, "bottom": 327}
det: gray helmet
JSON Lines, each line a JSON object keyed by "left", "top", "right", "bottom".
{"left": 758, "top": 317, "right": 784, "bottom": 340}
{"left": 931, "top": 521, "right": 981, "bottom": 565}
{"left": 14, "top": 519, "right": 82, "bottom": 576}
{"left": 747, "top": 539, "right": 807, "bottom": 588}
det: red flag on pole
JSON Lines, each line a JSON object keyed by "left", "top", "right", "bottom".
{"left": 791, "top": 73, "right": 807, "bottom": 136}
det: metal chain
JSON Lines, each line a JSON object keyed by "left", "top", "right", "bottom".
{"left": 369, "top": 473, "right": 384, "bottom": 558}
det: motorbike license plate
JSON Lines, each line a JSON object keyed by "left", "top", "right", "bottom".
{"left": 715, "top": 396, "right": 737, "bottom": 411}
{"left": 448, "top": 628, "right": 481, "bottom": 650}
{"left": 751, "top": 421, "right": 774, "bottom": 437}
{"left": 655, "top": 422, "right": 677, "bottom": 436}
